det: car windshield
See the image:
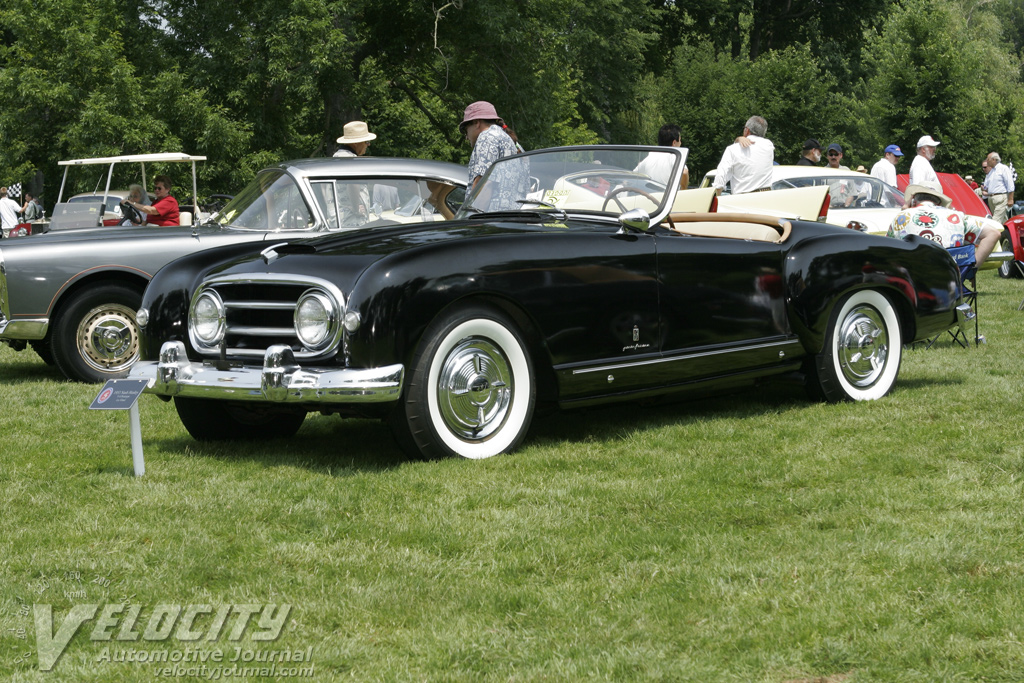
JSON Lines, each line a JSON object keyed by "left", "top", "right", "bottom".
{"left": 213, "top": 170, "right": 315, "bottom": 232}
{"left": 772, "top": 174, "right": 905, "bottom": 210}
{"left": 68, "top": 194, "right": 128, "bottom": 218}
{"left": 213, "top": 169, "right": 465, "bottom": 232}
{"left": 456, "top": 147, "right": 684, "bottom": 218}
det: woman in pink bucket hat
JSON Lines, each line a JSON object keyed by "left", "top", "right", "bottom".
{"left": 461, "top": 101, "right": 520, "bottom": 188}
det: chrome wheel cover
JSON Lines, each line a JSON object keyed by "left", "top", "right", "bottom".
{"left": 837, "top": 305, "right": 888, "bottom": 387}
{"left": 437, "top": 337, "right": 512, "bottom": 441}
{"left": 76, "top": 303, "right": 139, "bottom": 373}
{"left": 999, "top": 236, "right": 1012, "bottom": 276}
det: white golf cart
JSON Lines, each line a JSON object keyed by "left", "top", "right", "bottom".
{"left": 10, "top": 152, "right": 206, "bottom": 236}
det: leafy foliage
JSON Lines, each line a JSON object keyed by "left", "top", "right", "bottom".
{"left": 860, "top": 0, "right": 1024, "bottom": 173}
{"left": 0, "top": 0, "right": 1022, "bottom": 199}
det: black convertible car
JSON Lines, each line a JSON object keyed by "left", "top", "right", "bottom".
{"left": 130, "top": 146, "right": 968, "bottom": 459}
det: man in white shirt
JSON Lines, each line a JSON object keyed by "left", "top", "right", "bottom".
{"left": 0, "top": 187, "right": 21, "bottom": 237}
{"left": 870, "top": 144, "right": 904, "bottom": 187}
{"left": 908, "top": 135, "right": 941, "bottom": 194}
{"left": 633, "top": 124, "right": 687, "bottom": 189}
{"left": 711, "top": 116, "right": 774, "bottom": 195}
{"left": 981, "top": 151, "right": 1015, "bottom": 225}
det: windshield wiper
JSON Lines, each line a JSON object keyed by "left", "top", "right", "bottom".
{"left": 515, "top": 199, "right": 567, "bottom": 219}
{"left": 461, "top": 209, "right": 568, "bottom": 222}
{"left": 516, "top": 198, "right": 557, "bottom": 209}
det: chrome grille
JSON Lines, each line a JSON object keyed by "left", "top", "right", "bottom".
{"left": 190, "top": 274, "right": 345, "bottom": 360}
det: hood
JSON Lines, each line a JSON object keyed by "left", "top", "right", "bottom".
{"left": 190, "top": 217, "right": 559, "bottom": 287}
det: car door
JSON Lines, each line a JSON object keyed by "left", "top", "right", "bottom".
{"left": 653, "top": 230, "right": 799, "bottom": 384}
{"left": 535, "top": 227, "right": 661, "bottom": 402}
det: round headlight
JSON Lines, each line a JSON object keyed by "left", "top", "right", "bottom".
{"left": 136, "top": 307, "right": 150, "bottom": 328}
{"left": 190, "top": 291, "right": 225, "bottom": 344}
{"left": 294, "top": 291, "right": 337, "bottom": 350}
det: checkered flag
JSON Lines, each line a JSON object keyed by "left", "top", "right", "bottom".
{"left": 7, "top": 183, "right": 20, "bottom": 198}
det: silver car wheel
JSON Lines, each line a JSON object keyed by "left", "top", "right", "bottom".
{"left": 391, "top": 310, "right": 536, "bottom": 460}
{"left": 836, "top": 305, "right": 888, "bottom": 388}
{"left": 825, "top": 290, "right": 902, "bottom": 401}
{"left": 436, "top": 337, "right": 513, "bottom": 442}
{"left": 76, "top": 303, "right": 139, "bottom": 372}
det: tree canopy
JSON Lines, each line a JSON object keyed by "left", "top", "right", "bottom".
{"left": 1, "top": 0, "right": 1021, "bottom": 202}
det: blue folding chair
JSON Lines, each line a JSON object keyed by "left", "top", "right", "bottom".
{"left": 946, "top": 244, "right": 979, "bottom": 347}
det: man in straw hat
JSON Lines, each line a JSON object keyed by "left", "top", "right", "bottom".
{"left": 889, "top": 184, "right": 1000, "bottom": 267}
{"left": 334, "top": 121, "right": 376, "bottom": 158}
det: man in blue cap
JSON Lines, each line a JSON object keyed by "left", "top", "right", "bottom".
{"left": 870, "top": 144, "right": 904, "bottom": 187}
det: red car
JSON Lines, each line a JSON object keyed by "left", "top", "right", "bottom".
{"left": 1001, "top": 212, "right": 1024, "bottom": 278}
{"left": 896, "top": 172, "right": 990, "bottom": 217}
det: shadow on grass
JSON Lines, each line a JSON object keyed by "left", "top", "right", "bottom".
{"left": 142, "top": 378, "right": 812, "bottom": 472}
{"left": 528, "top": 375, "right": 812, "bottom": 447}
{"left": 894, "top": 376, "right": 964, "bottom": 391}
{"left": 139, "top": 368, "right": 952, "bottom": 470}
{"left": 148, "top": 414, "right": 409, "bottom": 474}
{"left": 0, "top": 353, "right": 65, "bottom": 383}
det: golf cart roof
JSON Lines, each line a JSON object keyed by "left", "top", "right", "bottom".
{"left": 58, "top": 153, "right": 207, "bottom": 166}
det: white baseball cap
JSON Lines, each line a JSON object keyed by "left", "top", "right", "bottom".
{"left": 917, "top": 135, "right": 941, "bottom": 148}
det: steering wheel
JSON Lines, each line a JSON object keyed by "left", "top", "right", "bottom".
{"left": 601, "top": 185, "right": 661, "bottom": 213}
{"left": 600, "top": 185, "right": 674, "bottom": 230}
{"left": 120, "top": 201, "right": 143, "bottom": 225}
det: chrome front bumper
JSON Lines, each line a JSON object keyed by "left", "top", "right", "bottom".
{"left": 129, "top": 341, "right": 404, "bottom": 403}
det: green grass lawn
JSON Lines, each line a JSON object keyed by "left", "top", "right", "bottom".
{"left": 2, "top": 274, "right": 1024, "bottom": 681}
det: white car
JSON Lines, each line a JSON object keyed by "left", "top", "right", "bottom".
{"left": 702, "top": 166, "right": 906, "bottom": 235}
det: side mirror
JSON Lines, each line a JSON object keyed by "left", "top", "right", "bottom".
{"left": 618, "top": 208, "right": 651, "bottom": 233}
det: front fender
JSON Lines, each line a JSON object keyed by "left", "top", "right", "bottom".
{"left": 344, "top": 236, "right": 542, "bottom": 368}
{"left": 785, "top": 233, "right": 959, "bottom": 354}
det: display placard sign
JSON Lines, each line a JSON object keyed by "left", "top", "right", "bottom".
{"left": 90, "top": 379, "right": 150, "bottom": 411}
{"left": 89, "top": 378, "right": 152, "bottom": 476}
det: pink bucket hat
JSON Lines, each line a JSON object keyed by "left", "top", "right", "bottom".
{"left": 460, "top": 101, "right": 504, "bottom": 133}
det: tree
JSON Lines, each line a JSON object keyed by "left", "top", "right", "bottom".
{"left": 0, "top": 0, "right": 251, "bottom": 198}
{"left": 859, "top": 0, "right": 1024, "bottom": 175}
{"left": 659, "top": 41, "right": 843, "bottom": 178}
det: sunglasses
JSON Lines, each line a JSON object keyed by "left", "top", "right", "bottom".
{"left": 827, "top": 152, "right": 841, "bottom": 157}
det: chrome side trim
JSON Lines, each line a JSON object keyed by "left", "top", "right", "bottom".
{"left": 571, "top": 339, "right": 800, "bottom": 375}
{"left": 130, "top": 341, "right": 403, "bottom": 404}
{"left": 0, "top": 318, "right": 49, "bottom": 340}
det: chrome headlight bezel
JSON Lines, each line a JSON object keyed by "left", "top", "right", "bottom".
{"left": 294, "top": 289, "right": 339, "bottom": 352}
{"left": 189, "top": 289, "right": 226, "bottom": 347}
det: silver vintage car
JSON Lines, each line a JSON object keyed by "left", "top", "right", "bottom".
{"left": 0, "top": 157, "right": 467, "bottom": 382}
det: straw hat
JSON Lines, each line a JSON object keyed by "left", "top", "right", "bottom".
{"left": 904, "top": 183, "right": 952, "bottom": 208}
{"left": 336, "top": 121, "right": 377, "bottom": 145}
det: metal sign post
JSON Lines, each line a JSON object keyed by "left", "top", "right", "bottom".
{"left": 90, "top": 379, "right": 153, "bottom": 476}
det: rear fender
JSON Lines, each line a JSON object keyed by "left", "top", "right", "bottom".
{"left": 785, "top": 233, "right": 958, "bottom": 353}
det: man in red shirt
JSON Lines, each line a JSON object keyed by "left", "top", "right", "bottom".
{"left": 129, "top": 175, "right": 179, "bottom": 226}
